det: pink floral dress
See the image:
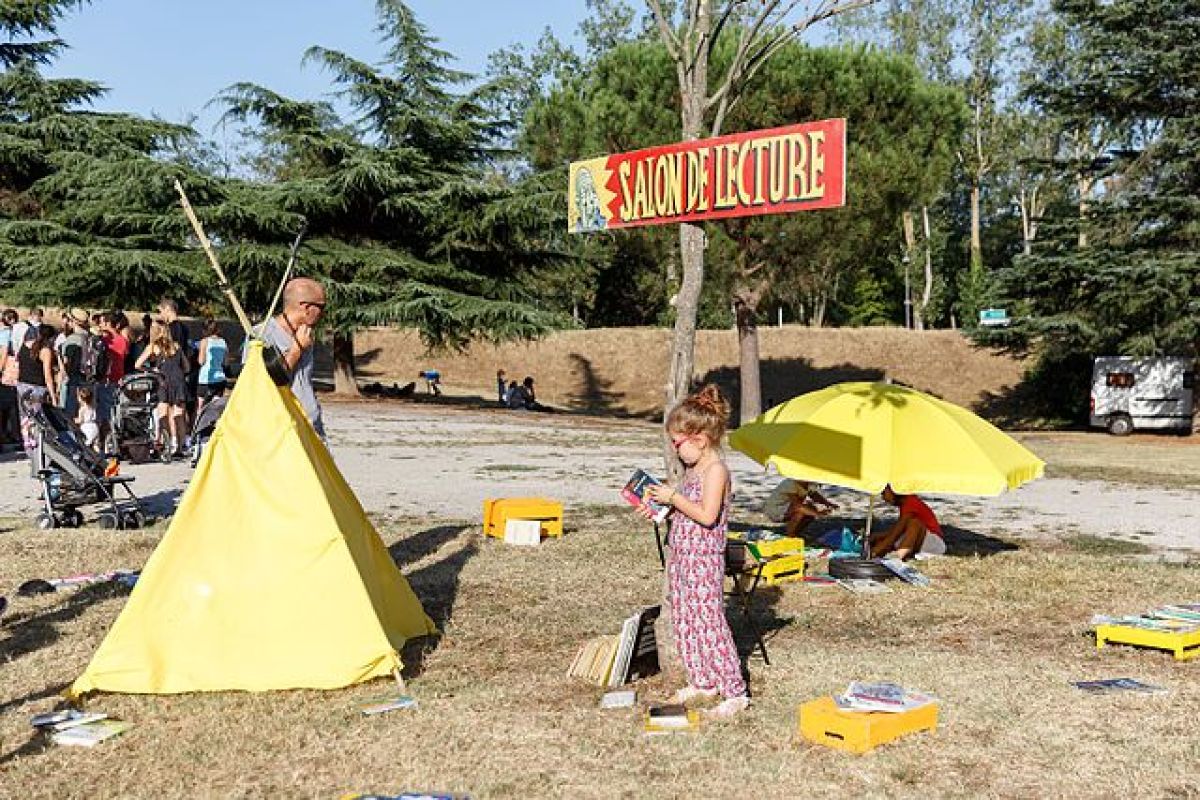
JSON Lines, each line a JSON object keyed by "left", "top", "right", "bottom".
{"left": 667, "top": 464, "right": 747, "bottom": 699}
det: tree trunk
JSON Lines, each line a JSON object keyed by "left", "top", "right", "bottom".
{"left": 733, "top": 291, "right": 762, "bottom": 425}
{"left": 919, "top": 204, "right": 934, "bottom": 330}
{"left": 1076, "top": 172, "right": 1090, "bottom": 249}
{"left": 969, "top": 180, "right": 983, "bottom": 272}
{"left": 331, "top": 330, "right": 359, "bottom": 396}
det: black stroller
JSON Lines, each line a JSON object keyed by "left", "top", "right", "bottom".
{"left": 111, "top": 371, "right": 165, "bottom": 463}
{"left": 189, "top": 395, "right": 228, "bottom": 467}
{"left": 26, "top": 395, "right": 146, "bottom": 530}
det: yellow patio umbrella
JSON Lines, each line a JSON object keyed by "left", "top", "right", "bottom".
{"left": 730, "top": 382, "right": 1044, "bottom": 553}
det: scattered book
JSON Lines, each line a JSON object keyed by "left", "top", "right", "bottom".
{"left": 834, "top": 682, "right": 937, "bottom": 713}
{"left": 881, "top": 559, "right": 932, "bottom": 587}
{"left": 51, "top": 719, "right": 133, "bottom": 747}
{"left": 568, "top": 606, "right": 661, "bottom": 687}
{"left": 600, "top": 689, "right": 637, "bottom": 709}
{"left": 1072, "top": 678, "right": 1167, "bottom": 695}
{"left": 359, "top": 695, "right": 419, "bottom": 716}
{"left": 621, "top": 469, "right": 670, "bottom": 523}
{"left": 643, "top": 703, "right": 700, "bottom": 735}
{"left": 837, "top": 578, "right": 892, "bottom": 594}
{"left": 341, "top": 794, "right": 468, "bottom": 800}
{"left": 1092, "top": 613, "right": 1200, "bottom": 633}
{"left": 33, "top": 710, "right": 109, "bottom": 732}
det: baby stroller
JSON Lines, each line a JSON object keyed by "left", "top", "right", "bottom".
{"left": 111, "top": 371, "right": 164, "bottom": 464}
{"left": 189, "top": 395, "right": 228, "bottom": 467}
{"left": 25, "top": 394, "right": 146, "bottom": 530}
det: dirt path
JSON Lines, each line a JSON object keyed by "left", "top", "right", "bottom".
{"left": 2, "top": 401, "right": 1196, "bottom": 552}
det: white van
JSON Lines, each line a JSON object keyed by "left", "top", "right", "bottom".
{"left": 1089, "top": 356, "right": 1195, "bottom": 435}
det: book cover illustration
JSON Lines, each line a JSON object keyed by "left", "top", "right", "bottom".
{"left": 621, "top": 469, "right": 670, "bottom": 523}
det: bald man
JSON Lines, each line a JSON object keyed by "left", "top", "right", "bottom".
{"left": 262, "top": 277, "right": 327, "bottom": 437}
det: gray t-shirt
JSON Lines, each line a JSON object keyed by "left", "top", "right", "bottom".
{"left": 262, "top": 317, "right": 323, "bottom": 437}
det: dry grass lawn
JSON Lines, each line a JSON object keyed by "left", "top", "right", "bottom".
{"left": 2, "top": 505, "right": 1199, "bottom": 799}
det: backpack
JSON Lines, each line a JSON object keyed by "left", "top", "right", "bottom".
{"left": 79, "top": 332, "right": 110, "bottom": 383}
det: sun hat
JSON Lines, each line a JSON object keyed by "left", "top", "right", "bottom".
{"left": 67, "top": 307, "right": 90, "bottom": 325}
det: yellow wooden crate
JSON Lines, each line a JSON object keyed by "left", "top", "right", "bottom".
{"left": 799, "top": 696, "right": 938, "bottom": 754}
{"left": 747, "top": 535, "right": 805, "bottom": 559}
{"left": 482, "top": 497, "right": 563, "bottom": 539}
{"left": 1095, "top": 624, "right": 1200, "bottom": 661}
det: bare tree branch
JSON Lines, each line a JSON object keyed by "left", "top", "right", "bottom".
{"left": 646, "top": 0, "right": 683, "bottom": 62}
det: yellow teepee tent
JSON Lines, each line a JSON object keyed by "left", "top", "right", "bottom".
{"left": 70, "top": 343, "right": 435, "bottom": 696}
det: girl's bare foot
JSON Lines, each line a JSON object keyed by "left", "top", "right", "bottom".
{"left": 703, "top": 695, "right": 750, "bottom": 719}
{"left": 670, "top": 685, "right": 720, "bottom": 706}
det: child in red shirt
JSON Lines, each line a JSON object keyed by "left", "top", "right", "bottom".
{"left": 870, "top": 484, "right": 946, "bottom": 560}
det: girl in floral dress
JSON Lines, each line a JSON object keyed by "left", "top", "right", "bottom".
{"left": 643, "top": 384, "right": 749, "bottom": 718}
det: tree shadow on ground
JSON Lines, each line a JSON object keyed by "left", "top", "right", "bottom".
{"left": 697, "top": 359, "right": 885, "bottom": 426}
{"left": 564, "top": 353, "right": 628, "bottom": 415}
{"left": 387, "top": 523, "right": 479, "bottom": 680}
{"left": 0, "top": 581, "right": 130, "bottom": 666}
{"left": 941, "top": 524, "right": 1020, "bottom": 557}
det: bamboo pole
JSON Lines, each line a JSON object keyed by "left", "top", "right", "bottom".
{"left": 173, "top": 180, "right": 253, "bottom": 335}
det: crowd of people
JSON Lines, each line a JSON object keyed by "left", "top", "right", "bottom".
{"left": 0, "top": 300, "right": 230, "bottom": 465}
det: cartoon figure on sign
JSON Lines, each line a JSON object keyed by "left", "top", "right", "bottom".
{"left": 572, "top": 167, "right": 606, "bottom": 232}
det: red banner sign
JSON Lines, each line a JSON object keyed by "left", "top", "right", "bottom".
{"left": 568, "top": 118, "right": 846, "bottom": 233}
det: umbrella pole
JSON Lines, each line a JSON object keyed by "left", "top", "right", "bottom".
{"left": 863, "top": 494, "right": 875, "bottom": 559}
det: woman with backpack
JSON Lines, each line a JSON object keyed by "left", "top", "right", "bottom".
{"left": 135, "top": 321, "right": 189, "bottom": 459}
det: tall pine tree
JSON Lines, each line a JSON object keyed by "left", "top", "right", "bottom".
{"left": 0, "top": 0, "right": 212, "bottom": 310}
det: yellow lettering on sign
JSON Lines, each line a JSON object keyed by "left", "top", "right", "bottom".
{"left": 787, "top": 134, "right": 809, "bottom": 201}
{"left": 749, "top": 138, "right": 772, "bottom": 205}
{"left": 715, "top": 144, "right": 738, "bottom": 210}
{"left": 618, "top": 161, "right": 634, "bottom": 223}
{"left": 697, "top": 147, "right": 711, "bottom": 212}
{"left": 632, "top": 160, "right": 649, "bottom": 220}
{"left": 768, "top": 137, "right": 787, "bottom": 203}
{"left": 734, "top": 140, "right": 753, "bottom": 207}
{"left": 686, "top": 151, "right": 700, "bottom": 213}
{"left": 806, "top": 130, "right": 826, "bottom": 199}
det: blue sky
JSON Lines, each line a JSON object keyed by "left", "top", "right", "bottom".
{"left": 47, "top": 0, "right": 592, "bottom": 133}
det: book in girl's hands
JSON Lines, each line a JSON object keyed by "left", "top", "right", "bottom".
{"left": 50, "top": 719, "right": 132, "bottom": 747}
{"left": 621, "top": 469, "right": 670, "bottom": 523}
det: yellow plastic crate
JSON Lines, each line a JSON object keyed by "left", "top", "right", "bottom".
{"left": 1095, "top": 624, "right": 1200, "bottom": 661}
{"left": 483, "top": 497, "right": 563, "bottom": 539}
{"left": 799, "top": 696, "right": 938, "bottom": 754}
{"left": 747, "top": 535, "right": 805, "bottom": 560}
{"left": 759, "top": 552, "right": 806, "bottom": 586}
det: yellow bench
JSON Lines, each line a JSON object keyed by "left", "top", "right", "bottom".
{"left": 483, "top": 498, "right": 563, "bottom": 539}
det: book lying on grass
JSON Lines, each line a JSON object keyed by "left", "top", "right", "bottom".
{"left": 834, "top": 682, "right": 937, "bottom": 713}
{"left": 881, "top": 558, "right": 932, "bottom": 587}
{"left": 31, "top": 710, "right": 108, "bottom": 732}
{"left": 359, "top": 695, "right": 419, "bottom": 716}
{"left": 1072, "top": 678, "right": 1167, "bottom": 695}
{"left": 643, "top": 703, "right": 700, "bottom": 735}
{"left": 600, "top": 689, "right": 637, "bottom": 709}
{"left": 621, "top": 469, "right": 670, "bottom": 523}
{"left": 51, "top": 719, "right": 132, "bottom": 747}
{"left": 837, "top": 578, "right": 892, "bottom": 594}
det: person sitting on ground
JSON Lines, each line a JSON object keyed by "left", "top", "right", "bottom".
{"left": 513, "top": 375, "right": 551, "bottom": 412}
{"left": 419, "top": 369, "right": 442, "bottom": 395}
{"left": 762, "top": 478, "right": 838, "bottom": 539}
{"left": 870, "top": 484, "right": 946, "bottom": 560}
{"left": 505, "top": 379, "right": 528, "bottom": 410}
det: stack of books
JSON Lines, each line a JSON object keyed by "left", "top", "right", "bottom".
{"left": 32, "top": 710, "right": 132, "bottom": 747}
{"left": 642, "top": 703, "right": 700, "bottom": 735}
{"left": 567, "top": 606, "right": 660, "bottom": 687}
{"left": 1092, "top": 603, "right": 1200, "bottom": 633}
{"left": 832, "top": 682, "right": 937, "bottom": 713}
